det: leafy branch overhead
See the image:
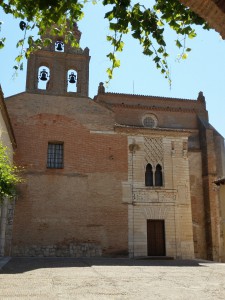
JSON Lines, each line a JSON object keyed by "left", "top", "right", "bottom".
{"left": 0, "top": 0, "right": 209, "bottom": 83}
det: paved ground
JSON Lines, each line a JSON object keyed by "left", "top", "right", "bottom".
{"left": 0, "top": 257, "right": 225, "bottom": 299}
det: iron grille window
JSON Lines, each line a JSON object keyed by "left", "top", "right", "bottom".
{"left": 47, "top": 143, "right": 64, "bottom": 168}
{"left": 143, "top": 117, "right": 156, "bottom": 128}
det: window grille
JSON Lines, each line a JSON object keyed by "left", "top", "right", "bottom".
{"left": 143, "top": 116, "right": 156, "bottom": 128}
{"left": 47, "top": 143, "right": 64, "bottom": 168}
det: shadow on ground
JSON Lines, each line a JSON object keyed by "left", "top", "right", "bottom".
{"left": 0, "top": 257, "right": 213, "bottom": 274}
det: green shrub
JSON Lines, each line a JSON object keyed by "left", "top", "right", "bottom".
{"left": 0, "top": 143, "right": 22, "bottom": 202}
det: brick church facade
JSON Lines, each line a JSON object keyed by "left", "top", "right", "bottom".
{"left": 4, "top": 24, "right": 225, "bottom": 260}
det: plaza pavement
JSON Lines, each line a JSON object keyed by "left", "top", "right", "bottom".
{"left": 0, "top": 257, "right": 225, "bottom": 299}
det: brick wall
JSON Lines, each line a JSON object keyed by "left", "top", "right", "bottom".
{"left": 6, "top": 94, "right": 128, "bottom": 257}
{"left": 189, "top": 151, "right": 207, "bottom": 259}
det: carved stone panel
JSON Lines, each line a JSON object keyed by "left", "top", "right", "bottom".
{"left": 144, "top": 137, "right": 163, "bottom": 166}
{"left": 133, "top": 189, "right": 176, "bottom": 203}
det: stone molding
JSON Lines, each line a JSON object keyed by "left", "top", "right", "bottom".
{"left": 115, "top": 126, "right": 191, "bottom": 137}
{"left": 108, "top": 103, "right": 204, "bottom": 113}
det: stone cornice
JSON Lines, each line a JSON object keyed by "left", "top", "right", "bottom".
{"left": 108, "top": 103, "right": 199, "bottom": 113}
{"left": 114, "top": 124, "right": 191, "bottom": 137}
{"left": 94, "top": 92, "right": 207, "bottom": 113}
{"left": 34, "top": 48, "right": 90, "bottom": 59}
{"left": 95, "top": 91, "right": 198, "bottom": 103}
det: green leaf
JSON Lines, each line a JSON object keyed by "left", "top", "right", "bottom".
{"left": 16, "top": 39, "right": 24, "bottom": 48}
{"left": 106, "top": 35, "right": 113, "bottom": 41}
{"left": 117, "top": 41, "right": 124, "bottom": 52}
{"left": 157, "top": 20, "right": 164, "bottom": 27}
{"left": 0, "top": 39, "right": 5, "bottom": 49}
{"left": 113, "top": 58, "right": 120, "bottom": 68}
{"left": 107, "top": 68, "right": 113, "bottom": 79}
{"left": 105, "top": 11, "right": 114, "bottom": 21}
{"left": 15, "top": 55, "right": 23, "bottom": 63}
{"left": 143, "top": 49, "right": 153, "bottom": 56}
{"left": 188, "top": 31, "right": 197, "bottom": 39}
{"left": 158, "top": 46, "right": 164, "bottom": 53}
{"left": 153, "top": 56, "right": 160, "bottom": 63}
{"left": 107, "top": 52, "right": 114, "bottom": 60}
{"left": 175, "top": 39, "right": 182, "bottom": 48}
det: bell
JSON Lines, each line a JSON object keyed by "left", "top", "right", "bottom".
{"left": 69, "top": 72, "right": 76, "bottom": 84}
{"left": 56, "top": 41, "right": 63, "bottom": 51}
{"left": 39, "top": 69, "right": 48, "bottom": 81}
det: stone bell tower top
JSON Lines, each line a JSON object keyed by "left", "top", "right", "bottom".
{"left": 26, "top": 23, "right": 90, "bottom": 97}
{"left": 41, "top": 22, "right": 82, "bottom": 51}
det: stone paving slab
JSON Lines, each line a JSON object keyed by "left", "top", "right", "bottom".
{"left": 0, "top": 257, "right": 225, "bottom": 299}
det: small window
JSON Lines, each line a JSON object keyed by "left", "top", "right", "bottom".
{"left": 155, "top": 164, "right": 163, "bottom": 186}
{"left": 145, "top": 164, "right": 153, "bottom": 186}
{"left": 47, "top": 143, "right": 64, "bottom": 168}
{"left": 142, "top": 114, "right": 158, "bottom": 128}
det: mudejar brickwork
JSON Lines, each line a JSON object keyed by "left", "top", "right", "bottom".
{"left": 3, "top": 24, "right": 225, "bottom": 261}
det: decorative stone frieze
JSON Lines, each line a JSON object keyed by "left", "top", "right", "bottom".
{"left": 132, "top": 189, "right": 176, "bottom": 203}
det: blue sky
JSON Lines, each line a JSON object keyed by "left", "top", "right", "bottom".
{"left": 0, "top": 4, "right": 225, "bottom": 138}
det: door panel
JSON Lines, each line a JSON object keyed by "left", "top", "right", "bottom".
{"left": 147, "top": 220, "right": 165, "bottom": 256}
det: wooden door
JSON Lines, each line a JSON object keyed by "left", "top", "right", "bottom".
{"left": 147, "top": 220, "right": 165, "bottom": 256}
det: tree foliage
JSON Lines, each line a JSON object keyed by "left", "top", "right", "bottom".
{"left": 0, "top": 0, "right": 209, "bottom": 83}
{"left": 0, "top": 143, "right": 22, "bottom": 202}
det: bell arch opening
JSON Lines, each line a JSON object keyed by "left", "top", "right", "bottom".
{"left": 55, "top": 40, "right": 64, "bottom": 52}
{"left": 67, "top": 69, "right": 77, "bottom": 93}
{"left": 37, "top": 66, "right": 50, "bottom": 90}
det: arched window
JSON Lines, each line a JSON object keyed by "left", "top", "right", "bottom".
{"left": 145, "top": 164, "right": 153, "bottom": 186}
{"left": 67, "top": 69, "right": 77, "bottom": 92}
{"left": 155, "top": 164, "right": 163, "bottom": 186}
{"left": 37, "top": 66, "right": 50, "bottom": 90}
